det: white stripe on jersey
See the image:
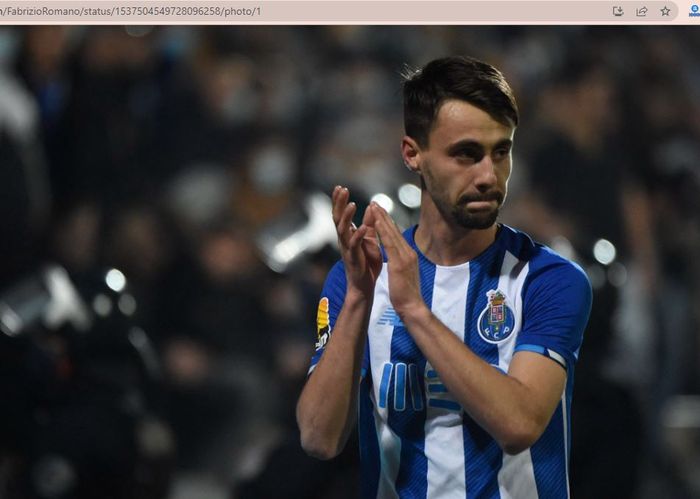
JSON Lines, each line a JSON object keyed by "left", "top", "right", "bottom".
{"left": 497, "top": 450, "right": 539, "bottom": 499}
{"left": 369, "top": 265, "right": 401, "bottom": 499}
{"left": 562, "top": 391, "right": 571, "bottom": 499}
{"left": 496, "top": 251, "right": 528, "bottom": 373}
{"left": 496, "top": 251, "right": 539, "bottom": 498}
{"left": 425, "top": 264, "right": 469, "bottom": 499}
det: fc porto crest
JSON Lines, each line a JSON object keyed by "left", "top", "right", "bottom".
{"left": 477, "top": 290, "right": 515, "bottom": 343}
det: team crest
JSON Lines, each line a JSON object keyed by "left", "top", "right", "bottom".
{"left": 477, "top": 290, "right": 515, "bottom": 343}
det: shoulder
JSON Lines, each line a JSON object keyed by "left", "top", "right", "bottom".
{"left": 328, "top": 259, "right": 346, "bottom": 279}
{"left": 501, "top": 226, "right": 588, "bottom": 276}
{"left": 500, "top": 225, "right": 591, "bottom": 297}
{"left": 320, "top": 260, "right": 347, "bottom": 299}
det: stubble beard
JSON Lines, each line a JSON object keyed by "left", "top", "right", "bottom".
{"left": 423, "top": 174, "right": 504, "bottom": 230}
{"left": 421, "top": 169, "right": 505, "bottom": 230}
{"left": 450, "top": 201, "right": 501, "bottom": 229}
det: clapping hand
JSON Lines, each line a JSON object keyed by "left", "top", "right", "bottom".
{"left": 369, "top": 203, "right": 423, "bottom": 316}
{"left": 332, "top": 187, "right": 383, "bottom": 298}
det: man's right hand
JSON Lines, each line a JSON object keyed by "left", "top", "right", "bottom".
{"left": 297, "top": 187, "right": 382, "bottom": 460}
{"left": 332, "top": 186, "right": 382, "bottom": 298}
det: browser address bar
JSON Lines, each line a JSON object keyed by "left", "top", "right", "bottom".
{"left": 0, "top": 1, "right": 681, "bottom": 23}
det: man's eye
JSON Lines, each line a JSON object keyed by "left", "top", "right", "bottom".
{"left": 455, "top": 148, "right": 483, "bottom": 163}
{"left": 493, "top": 148, "right": 510, "bottom": 160}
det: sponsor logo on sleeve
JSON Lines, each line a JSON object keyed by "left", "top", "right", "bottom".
{"left": 315, "top": 297, "right": 331, "bottom": 351}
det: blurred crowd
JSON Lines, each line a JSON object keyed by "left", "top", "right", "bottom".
{"left": 0, "top": 26, "right": 699, "bottom": 499}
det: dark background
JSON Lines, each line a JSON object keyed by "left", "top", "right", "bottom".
{"left": 0, "top": 26, "right": 698, "bottom": 499}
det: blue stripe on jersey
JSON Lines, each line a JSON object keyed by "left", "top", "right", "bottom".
{"left": 378, "top": 363, "right": 393, "bottom": 409}
{"left": 530, "top": 403, "right": 568, "bottom": 496}
{"left": 409, "top": 364, "right": 424, "bottom": 411}
{"left": 362, "top": 338, "right": 370, "bottom": 379}
{"left": 465, "top": 238, "right": 504, "bottom": 366}
{"left": 394, "top": 363, "right": 408, "bottom": 411}
{"left": 515, "top": 343, "right": 568, "bottom": 370}
{"left": 516, "top": 246, "right": 591, "bottom": 370}
{"left": 359, "top": 376, "right": 381, "bottom": 499}
{"left": 389, "top": 251, "right": 435, "bottom": 498}
{"left": 463, "top": 419, "right": 502, "bottom": 498}
{"left": 428, "top": 399, "right": 462, "bottom": 411}
{"left": 427, "top": 384, "right": 448, "bottom": 394}
{"left": 516, "top": 344, "right": 546, "bottom": 355}
{"left": 464, "top": 239, "right": 506, "bottom": 497}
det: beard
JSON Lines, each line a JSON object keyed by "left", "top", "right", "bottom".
{"left": 450, "top": 192, "right": 504, "bottom": 229}
{"left": 421, "top": 165, "right": 505, "bottom": 230}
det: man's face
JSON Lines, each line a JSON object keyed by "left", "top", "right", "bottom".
{"left": 418, "top": 99, "right": 514, "bottom": 230}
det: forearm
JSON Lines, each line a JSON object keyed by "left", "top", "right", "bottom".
{"left": 400, "top": 304, "right": 563, "bottom": 454}
{"left": 296, "top": 290, "right": 372, "bottom": 459}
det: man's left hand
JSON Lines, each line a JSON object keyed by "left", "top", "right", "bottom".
{"left": 369, "top": 203, "right": 424, "bottom": 317}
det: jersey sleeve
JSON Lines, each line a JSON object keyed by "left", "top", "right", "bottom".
{"left": 514, "top": 261, "right": 592, "bottom": 370}
{"left": 308, "top": 260, "right": 347, "bottom": 374}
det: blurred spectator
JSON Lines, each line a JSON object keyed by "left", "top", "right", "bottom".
{"left": 155, "top": 220, "right": 279, "bottom": 490}
{"left": 509, "top": 53, "right": 654, "bottom": 497}
{"left": 0, "top": 28, "right": 51, "bottom": 287}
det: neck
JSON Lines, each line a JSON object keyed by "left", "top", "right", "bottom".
{"left": 415, "top": 198, "right": 498, "bottom": 266}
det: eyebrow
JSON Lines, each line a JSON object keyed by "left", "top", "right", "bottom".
{"left": 446, "top": 138, "right": 513, "bottom": 154}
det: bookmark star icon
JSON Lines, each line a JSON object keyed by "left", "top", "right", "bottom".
{"left": 660, "top": 5, "right": 671, "bottom": 15}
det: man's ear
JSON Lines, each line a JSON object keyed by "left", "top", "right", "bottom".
{"left": 401, "top": 136, "right": 422, "bottom": 174}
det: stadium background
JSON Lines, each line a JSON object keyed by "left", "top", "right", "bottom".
{"left": 0, "top": 26, "right": 698, "bottom": 498}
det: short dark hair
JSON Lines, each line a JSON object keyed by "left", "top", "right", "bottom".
{"left": 403, "top": 56, "right": 519, "bottom": 147}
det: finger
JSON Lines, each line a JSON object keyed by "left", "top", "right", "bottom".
{"left": 373, "top": 219, "right": 397, "bottom": 260}
{"left": 348, "top": 224, "right": 368, "bottom": 249}
{"left": 371, "top": 203, "right": 400, "bottom": 231}
{"left": 337, "top": 201, "right": 357, "bottom": 246}
{"left": 332, "top": 186, "right": 347, "bottom": 225}
{"left": 332, "top": 186, "right": 349, "bottom": 226}
{"left": 348, "top": 225, "right": 378, "bottom": 271}
{"left": 359, "top": 206, "right": 378, "bottom": 240}
{"left": 371, "top": 205, "right": 404, "bottom": 249}
{"left": 361, "top": 232, "right": 382, "bottom": 262}
{"left": 362, "top": 224, "right": 378, "bottom": 244}
{"left": 361, "top": 202, "right": 376, "bottom": 228}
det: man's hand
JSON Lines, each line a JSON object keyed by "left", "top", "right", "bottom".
{"left": 369, "top": 203, "right": 424, "bottom": 316}
{"left": 332, "top": 186, "right": 382, "bottom": 297}
{"left": 297, "top": 188, "right": 382, "bottom": 460}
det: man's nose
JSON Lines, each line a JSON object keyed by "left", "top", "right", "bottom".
{"left": 473, "top": 155, "right": 498, "bottom": 189}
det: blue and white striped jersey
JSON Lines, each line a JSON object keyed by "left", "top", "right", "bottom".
{"left": 309, "top": 224, "right": 592, "bottom": 499}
